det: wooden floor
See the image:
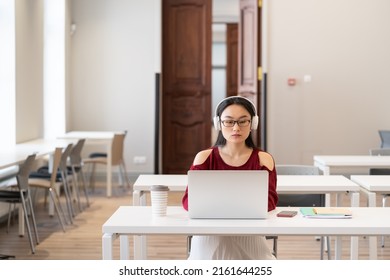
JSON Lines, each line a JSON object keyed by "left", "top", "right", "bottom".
{"left": 1, "top": 185, "right": 390, "bottom": 260}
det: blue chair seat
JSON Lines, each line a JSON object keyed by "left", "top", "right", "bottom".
{"left": 29, "top": 166, "right": 62, "bottom": 182}
{"left": 89, "top": 152, "right": 107, "bottom": 158}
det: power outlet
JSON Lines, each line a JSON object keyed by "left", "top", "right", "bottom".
{"left": 133, "top": 156, "right": 146, "bottom": 164}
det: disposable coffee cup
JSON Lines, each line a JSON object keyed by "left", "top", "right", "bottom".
{"left": 150, "top": 185, "right": 169, "bottom": 217}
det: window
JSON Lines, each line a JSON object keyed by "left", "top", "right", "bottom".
{"left": 0, "top": 0, "right": 16, "bottom": 148}
{"left": 43, "top": 0, "right": 66, "bottom": 139}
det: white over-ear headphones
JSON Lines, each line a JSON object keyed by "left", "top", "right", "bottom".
{"left": 213, "top": 96, "right": 259, "bottom": 131}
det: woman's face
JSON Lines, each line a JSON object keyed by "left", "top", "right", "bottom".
{"left": 220, "top": 104, "right": 252, "bottom": 144}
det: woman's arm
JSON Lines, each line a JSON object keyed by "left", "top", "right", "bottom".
{"left": 182, "top": 149, "right": 213, "bottom": 211}
{"left": 258, "top": 151, "right": 278, "bottom": 211}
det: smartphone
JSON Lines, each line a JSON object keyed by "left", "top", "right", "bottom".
{"left": 277, "top": 210, "right": 298, "bottom": 217}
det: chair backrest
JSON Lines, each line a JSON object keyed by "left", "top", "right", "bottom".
{"left": 370, "top": 148, "right": 390, "bottom": 156}
{"left": 369, "top": 148, "right": 390, "bottom": 175}
{"left": 276, "top": 164, "right": 324, "bottom": 207}
{"left": 59, "top": 144, "right": 73, "bottom": 173}
{"left": 111, "top": 133, "right": 125, "bottom": 165}
{"left": 379, "top": 130, "right": 390, "bottom": 148}
{"left": 16, "top": 154, "right": 37, "bottom": 191}
{"left": 70, "top": 139, "right": 86, "bottom": 165}
{"left": 48, "top": 147, "right": 64, "bottom": 186}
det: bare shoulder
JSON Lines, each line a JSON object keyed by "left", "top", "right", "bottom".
{"left": 193, "top": 149, "right": 213, "bottom": 165}
{"left": 258, "top": 151, "right": 275, "bottom": 171}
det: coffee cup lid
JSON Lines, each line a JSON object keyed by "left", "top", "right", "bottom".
{"left": 150, "top": 185, "right": 169, "bottom": 191}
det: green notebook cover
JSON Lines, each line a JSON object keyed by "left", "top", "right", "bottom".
{"left": 300, "top": 207, "right": 352, "bottom": 219}
{"left": 300, "top": 207, "right": 316, "bottom": 216}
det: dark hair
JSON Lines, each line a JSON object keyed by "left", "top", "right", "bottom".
{"left": 214, "top": 96, "right": 257, "bottom": 148}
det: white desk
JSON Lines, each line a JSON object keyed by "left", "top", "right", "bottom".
{"left": 0, "top": 139, "right": 65, "bottom": 168}
{"left": 59, "top": 131, "right": 123, "bottom": 197}
{"left": 351, "top": 175, "right": 390, "bottom": 250}
{"left": 350, "top": 175, "right": 390, "bottom": 208}
{"left": 132, "top": 174, "right": 361, "bottom": 260}
{"left": 133, "top": 174, "right": 187, "bottom": 206}
{"left": 133, "top": 174, "right": 360, "bottom": 206}
{"left": 102, "top": 206, "right": 390, "bottom": 260}
{"left": 314, "top": 155, "right": 390, "bottom": 176}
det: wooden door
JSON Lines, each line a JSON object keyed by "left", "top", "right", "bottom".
{"left": 162, "top": 0, "right": 212, "bottom": 174}
{"left": 226, "top": 23, "right": 238, "bottom": 98}
{"left": 238, "top": 0, "right": 261, "bottom": 147}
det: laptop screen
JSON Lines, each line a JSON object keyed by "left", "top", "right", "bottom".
{"left": 187, "top": 170, "right": 269, "bottom": 219}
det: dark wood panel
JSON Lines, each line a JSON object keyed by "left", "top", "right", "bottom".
{"left": 238, "top": 0, "right": 258, "bottom": 95}
{"left": 162, "top": 0, "right": 212, "bottom": 174}
{"left": 226, "top": 23, "right": 238, "bottom": 97}
{"left": 239, "top": 0, "right": 261, "bottom": 147}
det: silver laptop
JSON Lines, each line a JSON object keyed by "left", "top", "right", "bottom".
{"left": 187, "top": 170, "right": 269, "bottom": 219}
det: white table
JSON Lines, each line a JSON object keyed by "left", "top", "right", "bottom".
{"left": 102, "top": 206, "right": 390, "bottom": 260}
{"left": 133, "top": 174, "right": 360, "bottom": 206}
{"left": 314, "top": 155, "right": 390, "bottom": 176}
{"left": 133, "top": 174, "right": 187, "bottom": 206}
{"left": 132, "top": 174, "right": 361, "bottom": 260}
{"left": 350, "top": 175, "right": 390, "bottom": 250}
{"left": 59, "top": 131, "right": 123, "bottom": 197}
{"left": 350, "top": 175, "right": 390, "bottom": 208}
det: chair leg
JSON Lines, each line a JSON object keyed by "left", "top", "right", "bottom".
{"left": 79, "top": 168, "right": 90, "bottom": 207}
{"left": 71, "top": 166, "right": 82, "bottom": 213}
{"left": 120, "top": 161, "right": 132, "bottom": 190}
{"left": 7, "top": 203, "right": 13, "bottom": 233}
{"left": 27, "top": 194, "right": 40, "bottom": 245}
{"left": 187, "top": 236, "right": 192, "bottom": 257}
{"left": 273, "top": 237, "right": 278, "bottom": 258}
{"left": 49, "top": 189, "right": 67, "bottom": 231}
{"left": 20, "top": 197, "right": 36, "bottom": 254}
{"left": 89, "top": 163, "right": 97, "bottom": 192}
{"left": 52, "top": 187, "right": 70, "bottom": 225}
{"left": 61, "top": 171, "right": 75, "bottom": 222}
{"left": 320, "top": 236, "right": 331, "bottom": 260}
{"left": 326, "top": 236, "right": 331, "bottom": 259}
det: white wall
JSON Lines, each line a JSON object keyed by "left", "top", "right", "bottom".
{"left": 11, "top": 0, "right": 390, "bottom": 176}
{"left": 15, "top": 0, "right": 44, "bottom": 143}
{"left": 266, "top": 0, "right": 390, "bottom": 165}
{"left": 69, "top": 0, "right": 158, "bottom": 174}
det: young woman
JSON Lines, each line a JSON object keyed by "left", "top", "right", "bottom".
{"left": 182, "top": 96, "right": 278, "bottom": 260}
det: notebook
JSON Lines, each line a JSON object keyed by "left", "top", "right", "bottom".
{"left": 187, "top": 170, "right": 269, "bottom": 219}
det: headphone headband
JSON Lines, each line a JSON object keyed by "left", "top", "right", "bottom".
{"left": 213, "top": 96, "right": 258, "bottom": 131}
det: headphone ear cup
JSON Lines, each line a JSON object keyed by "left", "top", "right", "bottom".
{"left": 251, "top": 116, "right": 259, "bottom": 130}
{"left": 213, "top": 116, "right": 221, "bottom": 131}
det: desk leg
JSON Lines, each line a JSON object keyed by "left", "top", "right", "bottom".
{"left": 347, "top": 192, "right": 360, "bottom": 259}
{"left": 334, "top": 237, "right": 342, "bottom": 259}
{"left": 350, "top": 236, "right": 359, "bottom": 260}
{"left": 333, "top": 193, "right": 342, "bottom": 259}
{"left": 107, "top": 143, "right": 112, "bottom": 197}
{"left": 350, "top": 192, "right": 360, "bottom": 207}
{"left": 102, "top": 233, "right": 115, "bottom": 260}
{"left": 120, "top": 235, "right": 130, "bottom": 259}
{"left": 140, "top": 193, "right": 147, "bottom": 206}
{"left": 369, "top": 236, "right": 378, "bottom": 260}
{"left": 367, "top": 192, "right": 377, "bottom": 208}
{"left": 133, "top": 190, "right": 141, "bottom": 206}
{"left": 132, "top": 191, "right": 147, "bottom": 259}
{"left": 367, "top": 192, "right": 378, "bottom": 260}
{"left": 134, "top": 235, "right": 147, "bottom": 260}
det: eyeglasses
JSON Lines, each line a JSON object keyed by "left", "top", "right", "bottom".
{"left": 221, "top": 119, "right": 251, "bottom": 127}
